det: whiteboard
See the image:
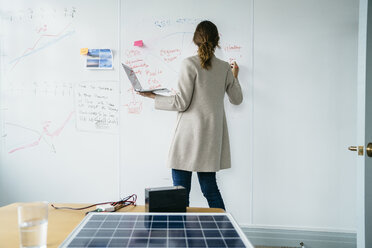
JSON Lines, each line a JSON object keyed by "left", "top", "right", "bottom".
{"left": 119, "top": 0, "right": 253, "bottom": 224}
{"left": 0, "top": 0, "right": 120, "bottom": 203}
{"left": 0, "top": 0, "right": 253, "bottom": 226}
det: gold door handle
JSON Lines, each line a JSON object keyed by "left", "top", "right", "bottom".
{"left": 367, "top": 143, "right": 372, "bottom": 157}
{"left": 348, "top": 146, "right": 364, "bottom": 156}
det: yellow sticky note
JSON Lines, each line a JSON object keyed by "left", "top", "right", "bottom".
{"left": 80, "top": 48, "right": 88, "bottom": 55}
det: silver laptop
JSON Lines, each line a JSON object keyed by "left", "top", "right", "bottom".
{"left": 122, "top": 63, "right": 170, "bottom": 94}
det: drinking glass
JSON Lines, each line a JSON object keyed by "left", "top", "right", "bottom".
{"left": 17, "top": 202, "right": 48, "bottom": 248}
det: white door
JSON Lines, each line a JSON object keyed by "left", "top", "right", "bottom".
{"left": 355, "top": 0, "right": 372, "bottom": 247}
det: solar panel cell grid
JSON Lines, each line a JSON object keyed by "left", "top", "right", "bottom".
{"left": 61, "top": 213, "right": 252, "bottom": 248}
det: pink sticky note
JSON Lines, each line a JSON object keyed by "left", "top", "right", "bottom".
{"left": 134, "top": 40, "right": 143, "bottom": 47}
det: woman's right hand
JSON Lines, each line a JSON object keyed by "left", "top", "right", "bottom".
{"left": 231, "top": 61, "right": 239, "bottom": 78}
{"left": 137, "top": 92, "right": 156, "bottom": 99}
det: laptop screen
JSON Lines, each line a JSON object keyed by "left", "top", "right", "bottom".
{"left": 122, "top": 63, "right": 143, "bottom": 91}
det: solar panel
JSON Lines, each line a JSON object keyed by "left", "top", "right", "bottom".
{"left": 59, "top": 212, "right": 253, "bottom": 248}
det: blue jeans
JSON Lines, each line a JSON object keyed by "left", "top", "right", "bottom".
{"left": 172, "top": 169, "right": 226, "bottom": 210}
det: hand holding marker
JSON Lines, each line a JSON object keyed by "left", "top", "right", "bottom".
{"left": 231, "top": 61, "right": 239, "bottom": 78}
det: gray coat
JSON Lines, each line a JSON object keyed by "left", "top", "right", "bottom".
{"left": 155, "top": 55, "right": 243, "bottom": 172}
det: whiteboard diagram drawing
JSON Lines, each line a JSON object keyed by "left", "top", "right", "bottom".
{"left": 9, "top": 23, "right": 75, "bottom": 70}
{"left": 1, "top": 5, "right": 78, "bottom": 85}
{"left": 5, "top": 111, "right": 74, "bottom": 154}
{"left": 121, "top": 18, "right": 245, "bottom": 115}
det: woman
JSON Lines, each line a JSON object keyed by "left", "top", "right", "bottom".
{"left": 139, "top": 20, "right": 242, "bottom": 210}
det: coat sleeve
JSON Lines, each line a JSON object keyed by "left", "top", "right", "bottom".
{"left": 155, "top": 59, "right": 196, "bottom": 112}
{"left": 225, "top": 64, "right": 243, "bottom": 105}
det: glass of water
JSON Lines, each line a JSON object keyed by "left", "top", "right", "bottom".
{"left": 17, "top": 202, "right": 48, "bottom": 248}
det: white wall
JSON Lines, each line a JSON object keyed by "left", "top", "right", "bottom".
{"left": 252, "top": 0, "right": 358, "bottom": 231}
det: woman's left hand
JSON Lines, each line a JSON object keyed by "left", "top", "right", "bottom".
{"left": 137, "top": 92, "right": 156, "bottom": 99}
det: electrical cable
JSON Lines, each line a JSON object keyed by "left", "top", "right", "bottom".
{"left": 51, "top": 194, "right": 137, "bottom": 212}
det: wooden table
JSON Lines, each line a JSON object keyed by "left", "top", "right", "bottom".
{"left": 0, "top": 203, "right": 224, "bottom": 247}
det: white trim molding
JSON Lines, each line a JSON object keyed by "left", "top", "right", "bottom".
{"left": 242, "top": 226, "right": 356, "bottom": 248}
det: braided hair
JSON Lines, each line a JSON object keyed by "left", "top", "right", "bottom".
{"left": 193, "top": 21, "right": 220, "bottom": 70}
